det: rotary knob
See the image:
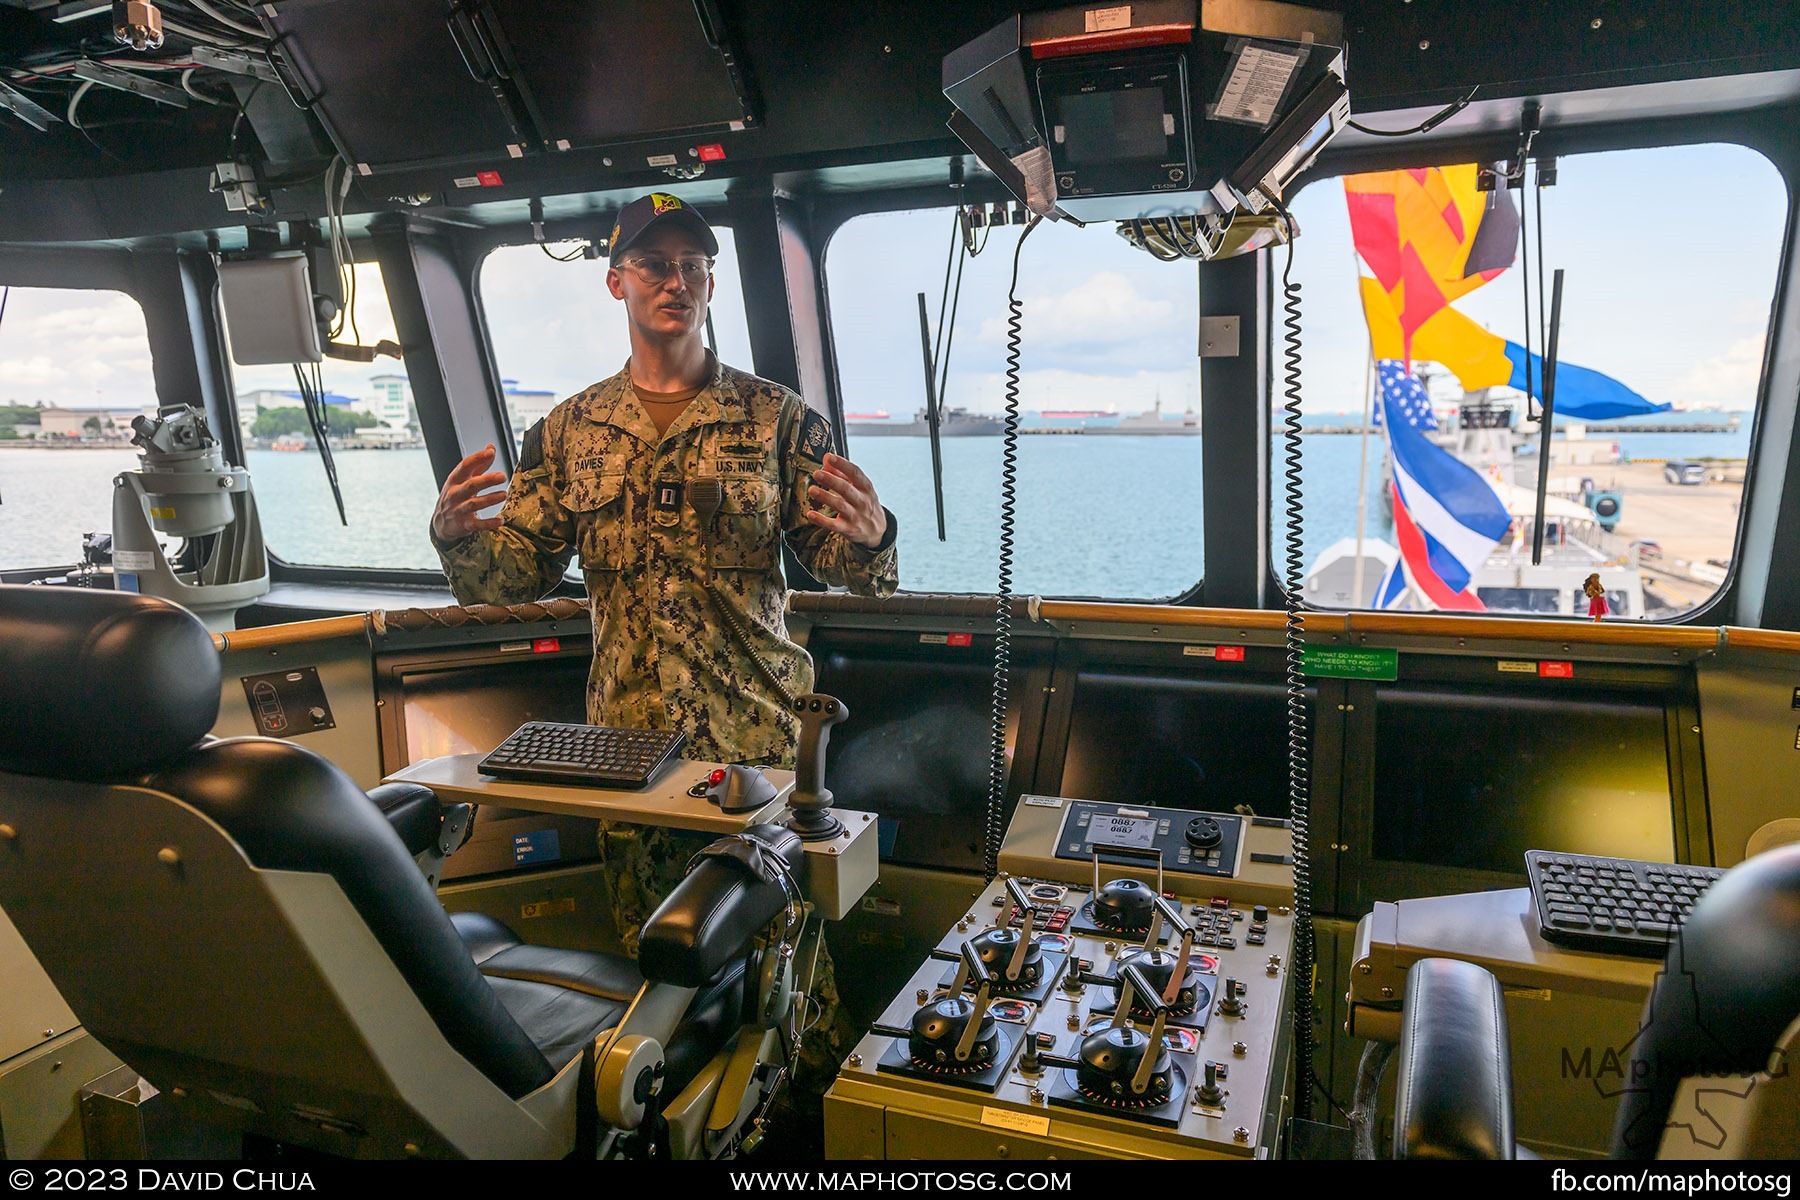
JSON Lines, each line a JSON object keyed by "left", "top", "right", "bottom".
{"left": 1185, "top": 817, "right": 1222, "bottom": 850}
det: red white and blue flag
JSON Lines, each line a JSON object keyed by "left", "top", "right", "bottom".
{"left": 1377, "top": 360, "right": 1511, "bottom": 610}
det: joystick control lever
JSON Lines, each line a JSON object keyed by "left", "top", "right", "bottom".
{"left": 1197, "top": 1061, "right": 1225, "bottom": 1108}
{"left": 1218, "top": 978, "right": 1246, "bottom": 1017}
{"left": 787, "top": 692, "right": 848, "bottom": 841}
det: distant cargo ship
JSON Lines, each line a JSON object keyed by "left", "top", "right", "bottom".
{"left": 846, "top": 407, "right": 1001, "bottom": 436}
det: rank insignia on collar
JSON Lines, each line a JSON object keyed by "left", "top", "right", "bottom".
{"left": 654, "top": 479, "right": 685, "bottom": 512}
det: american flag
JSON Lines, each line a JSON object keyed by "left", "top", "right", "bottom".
{"left": 1374, "top": 360, "right": 1437, "bottom": 430}
{"left": 1376, "top": 358, "right": 1511, "bottom": 611}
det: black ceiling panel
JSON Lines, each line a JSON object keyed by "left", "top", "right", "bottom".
{"left": 4, "top": 0, "right": 1800, "bottom": 246}
{"left": 264, "top": 0, "right": 755, "bottom": 172}
{"left": 488, "top": 0, "right": 753, "bottom": 148}
{"left": 266, "top": 0, "right": 529, "bottom": 171}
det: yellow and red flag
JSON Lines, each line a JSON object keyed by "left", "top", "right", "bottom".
{"left": 1347, "top": 165, "right": 1666, "bottom": 420}
{"left": 1343, "top": 164, "right": 1518, "bottom": 363}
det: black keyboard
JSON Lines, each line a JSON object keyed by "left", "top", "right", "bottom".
{"left": 1526, "top": 849, "right": 1725, "bottom": 958}
{"left": 478, "top": 722, "right": 687, "bottom": 790}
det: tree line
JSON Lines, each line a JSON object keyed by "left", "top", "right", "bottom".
{"left": 250, "top": 406, "right": 381, "bottom": 439}
{"left": 0, "top": 402, "right": 43, "bottom": 438}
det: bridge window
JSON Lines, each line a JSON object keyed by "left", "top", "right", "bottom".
{"left": 0, "top": 286, "right": 158, "bottom": 571}
{"left": 479, "top": 228, "right": 752, "bottom": 578}
{"left": 232, "top": 261, "right": 441, "bottom": 570}
{"left": 1280, "top": 143, "right": 1785, "bottom": 620}
{"left": 825, "top": 208, "right": 1204, "bottom": 600}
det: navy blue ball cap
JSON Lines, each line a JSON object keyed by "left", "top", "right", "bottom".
{"left": 608, "top": 192, "right": 719, "bottom": 263}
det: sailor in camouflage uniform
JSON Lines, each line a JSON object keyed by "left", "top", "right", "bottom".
{"left": 430, "top": 192, "right": 896, "bottom": 1103}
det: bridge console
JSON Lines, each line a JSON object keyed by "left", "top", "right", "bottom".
{"left": 826, "top": 796, "right": 1296, "bottom": 1158}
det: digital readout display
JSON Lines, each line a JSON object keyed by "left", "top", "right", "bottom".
{"left": 1094, "top": 814, "right": 1158, "bottom": 850}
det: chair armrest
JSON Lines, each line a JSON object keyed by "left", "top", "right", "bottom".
{"left": 367, "top": 781, "right": 469, "bottom": 859}
{"left": 1393, "top": 957, "right": 1517, "bottom": 1159}
{"left": 638, "top": 824, "right": 804, "bottom": 987}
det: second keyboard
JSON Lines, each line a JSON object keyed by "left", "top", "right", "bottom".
{"left": 1526, "top": 849, "right": 1724, "bottom": 958}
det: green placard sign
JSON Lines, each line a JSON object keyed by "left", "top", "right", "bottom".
{"left": 1300, "top": 646, "right": 1399, "bottom": 681}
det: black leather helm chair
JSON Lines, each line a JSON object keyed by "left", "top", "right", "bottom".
{"left": 0, "top": 585, "right": 802, "bottom": 1158}
{"left": 1390, "top": 843, "right": 1800, "bottom": 1159}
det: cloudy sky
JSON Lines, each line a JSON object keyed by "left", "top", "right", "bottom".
{"left": 0, "top": 285, "right": 160, "bottom": 411}
{"left": 825, "top": 141, "right": 1787, "bottom": 418}
{"left": 0, "top": 142, "right": 1784, "bottom": 424}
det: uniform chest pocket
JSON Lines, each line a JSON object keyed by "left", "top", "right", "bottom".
{"left": 565, "top": 473, "right": 636, "bottom": 571}
{"left": 712, "top": 478, "right": 778, "bottom": 570}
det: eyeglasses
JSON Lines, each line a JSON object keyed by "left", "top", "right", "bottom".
{"left": 619, "top": 256, "right": 715, "bottom": 285}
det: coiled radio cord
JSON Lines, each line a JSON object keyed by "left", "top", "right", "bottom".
{"left": 1267, "top": 193, "right": 1319, "bottom": 1123}
{"left": 984, "top": 215, "right": 1043, "bottom": 881}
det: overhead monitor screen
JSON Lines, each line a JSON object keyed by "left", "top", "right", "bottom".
{"left": 1056, "top": 88, "right": 1169, "bottom": 163}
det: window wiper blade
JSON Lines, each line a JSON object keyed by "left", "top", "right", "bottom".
{"left": 915, "top": 290, "right": 948, "bottom": 541}
{"left": 293, "top": 363, "right": 348, "bottom": 526}
{"left": 1530, "top": 269, "right": 1565, "bottom": 565}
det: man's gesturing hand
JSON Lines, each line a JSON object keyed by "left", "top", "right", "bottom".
{"left": 805, "top": 453, "right": 889, "bottom": 550}
{"left": 431, "top": 444, "right": 508, "bottom": 546}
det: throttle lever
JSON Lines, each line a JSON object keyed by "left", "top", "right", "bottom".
{"left": 1116, "top": 962, "right": 1172, "bottom": 1097}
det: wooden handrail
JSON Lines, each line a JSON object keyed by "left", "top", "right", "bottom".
{"left": 1720, "top": 626, "right": 1800, "bottom": 654}
{"left": 212, "top": 614, "right": 370, "bottom": 653}
{"left": 210, "top": 603, "right": 1799, "bottom": 662}
{"left": 1346, "top": 612, "right": 1722, "bottom": 650}
{"left": 1037, "top": 602, "right": 1724, "bottom": 651}
{"left": 1038, "top": 602, "right": 1297, "bottom": 631}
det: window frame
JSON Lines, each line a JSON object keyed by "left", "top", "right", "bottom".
{"left": 1265, "top": 133, "right": 1793, "bottom": 626}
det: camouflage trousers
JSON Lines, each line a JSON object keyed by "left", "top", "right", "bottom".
{"left": 596, "top": 819, "right": 854, "bottom": 1098}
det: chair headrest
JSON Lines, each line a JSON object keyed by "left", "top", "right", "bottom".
{"left": 0, "top": 585, "right": 220, "bottom": 779}
{"left": 1666, "top": 842, "right": 1800, "bottom": 1061}
{"left": 1614, "top": 842, "right": 1800, "bottom": 1157}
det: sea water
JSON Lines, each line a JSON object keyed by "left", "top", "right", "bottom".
{"left": 0, "top": 421, "right": 1754, "bottom": 598}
